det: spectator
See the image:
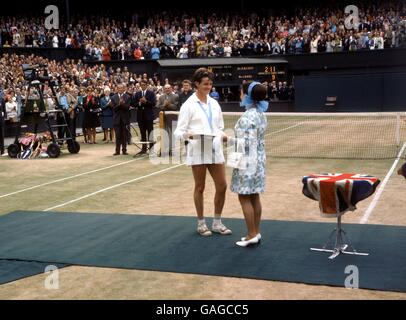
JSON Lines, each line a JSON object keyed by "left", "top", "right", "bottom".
{"left": 178, "top": 44, "right": 189, "bottom": 58}
{"left": 5, "top": 91, "right": 18, "bottom": 122}
{"left": 150, "top": 43, "right": 160, "bottom": 60}
{"left": 132, "top": 79, "right": 156, "bottom": 155}
{"left": 224, "top": 41, "right": 232, "bottom": 57}
{"left": 178, "top": 79, "right": 194, "bottom": 107}
{"left": 82, "top": 86, "right": 100, "bottom": 144}
{"left": 133, "top": 46, "right": 143, "bottom": 60}
{"left": 100, "top": 87, "right": 115, "bottom": 143}
{"left": 111, "top": 83, "right": 131, "bottom": 155}
{"left": 156, "top": 84, "right": 179, "bottom": 156}
{"left": 102, "top": 47, "right": 111, "bottom": 61}
{"left": 209, "top": 87, "right": 220, "bottom": 101}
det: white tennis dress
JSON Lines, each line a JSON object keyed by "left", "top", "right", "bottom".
{"left": 174, "top": 93, "right": 225, "bottom": 165}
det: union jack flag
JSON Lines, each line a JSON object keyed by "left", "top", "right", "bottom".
{"left": 302, "top": 173, "right": 380, "bottom": 217}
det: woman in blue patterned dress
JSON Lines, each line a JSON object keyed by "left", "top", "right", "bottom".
{"left": 230, "top": 81, "right": 268, "bottom": 247}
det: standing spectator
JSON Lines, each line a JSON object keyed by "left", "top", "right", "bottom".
{"left": 75, "top": 88, "right": 86, "bottom": 142}
{"left": 178, "top": 44, "right": 189, "bottom": 58}
{"left": 156, "top": 84, "right": 179, "bottom": 156}
{"left": 310, "top": 35, "right": 320, "bottom": 53}
{"left": 5, "top": 91, "right": 18, "bottom": 122}
{"left": 102, "top": 47, "right": 111, "bottom": 61}
{"left": 209, "top": 87, "right": 220, "bottom": 101}
{"left": 67, "top": 87, "right": 78, "bottom": 140}
{"left": 12, "top": 29, "right": 21, "bottom": 47}
{"left": 15, "top": 88, "right": 23, "bottom": 120}
{"left": 111, "top": 83, "right": 131, "bottom": 155}
{"left": 57, "top": 86, "right": 76, "bottom": 144}
{"left": 132, "top": 79, "right": 157, "bottom": 155}
{"left": 224, "top": 41, "right": 232, "bottom": 57}
{"left": 150, "top": 43, "right": 160, "bottom": 60}
{"left": 100, "top": 87, "right": 115, "bottom": 143}
{"left": 178, "top": 79, "right": 194, "bottom": 106}
{"left": 0, "top": 93, "right": 5, "bottom": 155}
{"left": 52, "top": 33, "right": 59, "bottom": 48}
{"left": 82, "top": 87, "right": 100, "bottom": 144}
{"left": 133, "top": 46, "right": 143, "bottom": 60}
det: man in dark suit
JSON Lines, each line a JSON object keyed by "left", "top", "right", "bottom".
{"left": 178, "top": 79, "right": 194, "bottom": 107}
{"left": 0, "top": 97, "right": 5, "bottom": 155}
{"left": 132, "top": 80, "right": 156, "bottom": 155}
{"left": 111, "top": 83, "right": 131, "bottom": 155}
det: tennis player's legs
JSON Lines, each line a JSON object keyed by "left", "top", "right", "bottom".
{"left": 207, "top": 164, "right": 227, "bottom": 216}
{"left": 208, "top": 163, "right": 232, "bottom": 235}
{"left": 192, "top": 164, "right": 207, "bottom": 220}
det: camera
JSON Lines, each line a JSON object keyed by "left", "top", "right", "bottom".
{"left": 22, "top": 64, "right": 51, "bottom": 82}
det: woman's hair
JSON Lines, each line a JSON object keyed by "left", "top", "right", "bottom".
{"left": 242, "top": 81, "right": 267, "bottom": 101}
{"left": 192, "top": 67, "right": 214, "bottom": 84}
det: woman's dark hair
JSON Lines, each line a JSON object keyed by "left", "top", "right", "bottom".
{"left": 192, "top": 67, "right": 214, "bottom": 84}
{"left": 242, "top": 81, "right": 267, "bottom": 101}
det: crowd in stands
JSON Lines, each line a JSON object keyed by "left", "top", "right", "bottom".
{"left": 0, "top": 1, "right": 405, "bottom": 61}
{"left": 0, "top": 53, "right": 293, "bottom": 145}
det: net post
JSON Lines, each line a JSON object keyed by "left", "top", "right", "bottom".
{"left": 159, "top": 111, "right": 165, "bottom": 157}
{"left": 396, "top": 113, "right": 401, "bottom": 148}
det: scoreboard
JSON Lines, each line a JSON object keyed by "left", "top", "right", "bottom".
{"left": 207, "top": 64, "right": 287, "bottom": 83}
{"left": 158, "top": 58, "right": 289, "bottom": 102}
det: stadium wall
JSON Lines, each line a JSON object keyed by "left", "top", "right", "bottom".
{"left": 294, "top": 72, "right": 406, "bottom": 112}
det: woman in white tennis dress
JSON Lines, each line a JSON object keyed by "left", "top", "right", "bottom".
{"left": 174, "top": 68, "right": 232, "bottom": 237}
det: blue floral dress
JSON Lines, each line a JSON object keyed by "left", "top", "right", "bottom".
{"left": 230, "top": 108, "right": 267, "bottom": 194}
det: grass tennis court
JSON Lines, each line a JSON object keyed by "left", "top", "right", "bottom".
{"left": 0, "top": 112, "right": 405, "bottom": 299}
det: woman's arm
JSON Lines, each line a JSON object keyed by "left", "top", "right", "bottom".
{"left": 233, "top": 117, "right": 258, "bottom": 162}
{"left": 100, "top": 96, "right": 110, "bottom": 109}
{"left": 174, "top": 104, "right": 191, "bottom": 140}
{"left": 217, "top": 106, "right": 225, "bottom": 132}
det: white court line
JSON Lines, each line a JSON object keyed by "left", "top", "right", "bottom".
{"left": 360, "top": 141, "right": 406, "bottom": 224}
{"left": 266, "top": 123, "right": 302, "bottom": 135}
{"left": 2, "top": 122, "right": 299, "bottom": 200}
{"left": 43, "top": 164, "right": 184, "bottom": 211}
{"left": 40, "top": 122, "right": 301, "bottom": 211}
{"left": 0, "top": 155, "right": 147, "bottom": 199}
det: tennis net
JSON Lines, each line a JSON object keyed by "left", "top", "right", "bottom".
{"left": 159, "top": 111, "right": 406, "bottom": 159}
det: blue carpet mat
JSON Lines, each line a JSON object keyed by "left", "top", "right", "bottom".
{"left": 0, "top": 211, "right": 405, "bottom": 292}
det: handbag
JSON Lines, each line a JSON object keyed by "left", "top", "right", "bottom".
{"left": 227, "top": 137, "right": 246, "bottom": 170}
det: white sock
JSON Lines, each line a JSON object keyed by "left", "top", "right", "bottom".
{"left": 213, "top": 214, "right": 221, "bottom": 225}
{"left": 198, "top": 218, "right": 206, "bottom": 226}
